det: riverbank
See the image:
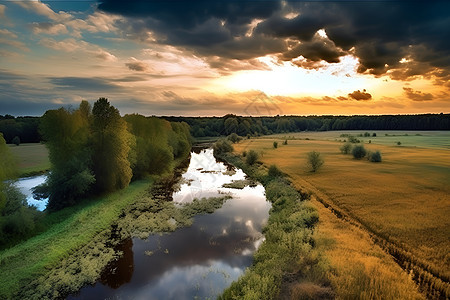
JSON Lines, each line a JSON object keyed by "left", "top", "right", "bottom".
{"left": 215, "top": 151, "right": 334, "bottom": 299}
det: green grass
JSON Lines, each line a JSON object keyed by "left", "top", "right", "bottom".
{"left": 0, "top": 179, "right": 151, "bottom": 299}
{"left": 7, "top": 143, "right": 50, "bottom": 177}
{"left": 270, "top": 130, "right": 450, "bottom": 150}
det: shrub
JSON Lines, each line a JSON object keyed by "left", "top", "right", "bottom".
{"left": 268, "top": 165, "right": 283, "bottom": 178}
{"left": 227, "top": 133, "right": 241, "bottom": 143}
{"left": 12, "top": 136, "right": 20, "bottom": 146}
{"left": 397, "top": 141, "right": 402, "bottom": 146}
{"left": 369, "top": 150, "right": 382, "bottom": 162}
{"left": 352, "top": 145, "right": 367, "bottom": 159}
{"left": 372, "top": 133, "right": 377, "bottom": 137}
{"left": 364, "top": 132, "right": 370, "bottom": 137}
{"left": 283, "top": 139, "right": 288, "bottom": 145}
{"left": 242, "top": 151, "right": 247, "bottom": 157}
{"left": 213, "top": 139, "right": 233, "bottom": 155}
{"left": 246, "top": 150, "right": 258, "bottom": 165}
{"left": 273, "top": 141, "right": 278, "bottom": 148}
{"left": 340, "top": 142, "right": 353, "bottom": 154}
{"left": 347, "top": 135, "right": 360, "bottom": 143}
{"left": 307, "top": 151, "right": 324, "bottom": 172}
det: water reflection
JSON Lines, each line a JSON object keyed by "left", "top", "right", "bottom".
{"left": 15, "top": 175, "right": 48, "bottom": 211}
{"left": 70, "top": 148, "right": 270, "bottom": 300}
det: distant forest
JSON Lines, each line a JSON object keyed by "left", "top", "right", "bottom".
{"left": 1, "top": 113, "right": 449, "bottom": 143}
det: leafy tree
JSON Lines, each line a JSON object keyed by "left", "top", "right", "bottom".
{"left": 213, "top": 139, "right": 233, "bottom": 155}
{"left": 268, "top": 164, "right": 283, "bottom": 178}
{"left": 92, "top": 98, "right": 133, "bottom": 193}
{"left": 227, "top": 133, "right": 241, "bottom": 143}
{"left": 37, "top": 104, "right": 95, "bottom": 210}
{"left": 352, "top": 145, "right": 367, "bottom": 159}
{"left": 369, "top": 150, "right": 382, "bottom": 162}
{"left": 12, "top": 136, "right": 20, "bottom": 146}
{"left": 246, "top": 150, "right": 258, "bottom": 165}
{"left": 340, "top": 142, "right": 353, "bottom": 154}
{"left": 273, "top": 141, "right": 278, "bottom": 148}
{"left": 307, "top": 151, "right": 324, "bottom": 172}
{"left": 283, "top": 139, "right": 288, "bottom": 145}
{"left": 0, "top": 133, "right": 18, "bottom": 212}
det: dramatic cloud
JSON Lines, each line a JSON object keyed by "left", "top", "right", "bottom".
{"left": 125, "top": 57, "right": 148, "bottom": 71}
{"left": 348, "top": 89, "right": 372, "bottom": 101}
{"left": 403, "top": 87, "right": 433, "bottom": 101}
{"left": 39, "top": 38, "right": 117, "bottom": 61}
{"left": 97, "top": 0, "right": 450, "bottom": 80}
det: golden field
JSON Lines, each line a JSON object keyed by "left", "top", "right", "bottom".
{"left": 233, "top": 131, "right": 450, "bottom": 298}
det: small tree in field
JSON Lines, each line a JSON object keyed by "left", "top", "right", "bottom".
{"left": 246, "top": 150, "right": 258, "bottom": 165}
{"left": 273, "top": 141, "right": 278, "bottom": 148}
{"left": 352, "top": 145, "right": 367, "bottom": 159}
{"left": 12, "top": 136, "right": 20, "bottom": 146}
{"left": 307, "top": 151, "right": 324, "bottom": 172}
{"left": 340, "top": 142, "right": 352, "bottom": 154}
{"left": 369, "top": 150, "right": 382, "bottom": 162}
{"left": 283, "top": 139, "right": 288, "bottom": 145}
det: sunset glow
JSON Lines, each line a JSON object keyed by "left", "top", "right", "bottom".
{"left": 0, "top": 0, "right": 449, "bottom": 116}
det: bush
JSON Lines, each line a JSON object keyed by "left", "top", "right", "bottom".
{"left": 268, "top": 165, "right": 283, "bottom": 178}
{"left": 213, "top": 139, "right": 233, "bottom": 155}
{"left": 307, "top": 151, "right": 324, "bottom": 172}
{"left": 397, "top": 141, "right": 402, "bottom": 146}
{"left": 242, "top": 151, "right": 247, "bottom": 157}
{"left": 273, "top": 141, "right": 278, "bottom": 148}
{"left": 372, "top": 133, "right": 377, "bottom": 137}
{"left": 369, "top": 150, "right": 382, "bottom": 162}
{"left": 283, "top": 139, "right": 288, "bottom": 145}
{"left": 340, "top": 142, "right": 352, "bottom": 154}
{"left": 12, "top": 136, "right": 20, "bottom": 146}
{"left": 227, "top": 133, "right": 242, "bottom": 143}
{"left": 347, "top": 135, "right": 360, "bottom": 143}
{"left": 246, "top": 150, "right": 258, "bottom": 165}
{"left": 352, "top": 145, "right": 367, "bottom": 159}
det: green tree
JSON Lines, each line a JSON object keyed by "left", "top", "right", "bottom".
{"left": 12, "top": 136, "right": 20, "bottom": 146}
{"left": 37, "top": 104, "right": 95, "bottom": 210}
{"left": 273, "top": 141, "right": 278, "bottom": 148}
{"left": 340, "top": 142, "right": 353, "bottom": 154}
{"left": 246, "top": 150, "right": 258, "bottom": 165}
{"left": 307, "top": 151, "right": 324, "bottom": 172}
{"left": 92, "top": 98, "right": 133, "bottom": 193}
{"left": 352, "top": 145, "right": 367, "bottom": 159}
{"left": 369, "top": 150, "right": 382, "bottom": 162}
{"left": 0, "top": 133, "right": 18, "bottom": 212}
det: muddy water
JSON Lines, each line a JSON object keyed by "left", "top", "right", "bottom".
{"left": 69, "top": 148, "right": 271, "bottom": 300}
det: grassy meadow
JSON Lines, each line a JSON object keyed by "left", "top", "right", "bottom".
{"left": 7, "top": 143, "right": 50, "bottom": 177}
{"left": 233, "top": 130, "right": 450, "bottom": 298}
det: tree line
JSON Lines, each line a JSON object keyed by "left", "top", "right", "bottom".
{"left": 34, "top": 98, "right": 191, "bottom": 211}
{"left": 165, "top": 113, "right": 450, "bottom": 138}
{"left": 2, "top": 113, "right": 448, "bottom": 144}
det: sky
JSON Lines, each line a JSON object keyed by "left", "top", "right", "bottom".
{"left": 0, "top": 0, "right": 449, "bottom": 117}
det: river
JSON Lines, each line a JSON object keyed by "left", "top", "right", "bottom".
{"left": 68, "top": 148, "right": 271, "bottom": 299}
{"left": 16, "top": 175, "right": 47, "bottom": 211}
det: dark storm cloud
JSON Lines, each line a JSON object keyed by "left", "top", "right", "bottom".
{"left": 97, "top": 0, "right": 450, "bottom": 80}
{"left": 348, "top": 89, "right": 372, "bottom": 101}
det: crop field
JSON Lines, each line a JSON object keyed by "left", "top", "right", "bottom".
{"left": 233, "top": 131, "right": 450, "bottom": 297}
{"left": 8, "top": 143, "right": 50, "bottom": 176}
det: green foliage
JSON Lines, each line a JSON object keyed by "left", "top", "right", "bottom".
{"left": 307, "top": 151, "right": 324, "bottom": 172}
{"left": 372, "top": 133, "right": 377, "bottom": 137}
{"left": 0, "top": 133, "right": 18, "bottom": 212}
{"left": 38, "top": 104, "right": 95, "bottom": 210}
{"left": 347, "top": 135, "right": 360, "bottom": 143}
{"left": 273, "top": 141, "right": 278, "bottom": 148}
{"left": 339, "top": 142, "right": 353, "bottom": 154}
{"left": 352, "top": 145, "right": 367, "bottom": 159}
{"left": 12, "top": 136, "right": 20, "bottom": 146}
{"left": 242, "top": 151, "right": 247, "bottom": 157}
{"left": 283, "top": 139, "right": 288, "bottom": 145}
{"left": 268, "top": 165, "right": 283, "bottom": 178}
{"left": 369, "top": 150, "right": 382, "bottom": 162}
{"left": 227, "top": 133, "right": 242, "bottom": 143}
{"left": 213, "top": 139, "right": 234, "bottom": 155}
{"left": 246, "top": 150, "right": 259, "bottom": 165}
{"left": 364, "top": 132, "right": 371, "bottom": 137}
{"left": 92, "top": 98, "right": 133, "bottom": 193}
{"left": 397, "top": 141, "right": 402, "bottom": 146}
